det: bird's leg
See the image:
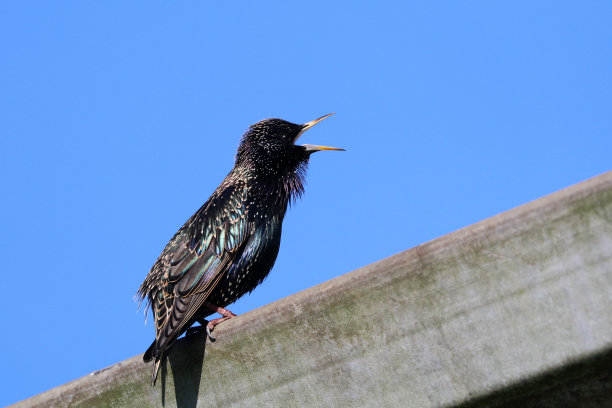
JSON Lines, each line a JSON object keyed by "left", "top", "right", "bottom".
{"left": 203, "top": 301, "right": 237, "bottom": 342}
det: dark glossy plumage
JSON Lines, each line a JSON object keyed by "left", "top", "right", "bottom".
{"left": 137, "top": 115, "right": 342, "bottom": 384}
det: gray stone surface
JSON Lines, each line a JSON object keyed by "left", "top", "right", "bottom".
{"left": 13, "top": 171, "right": 612, "bottom": 408}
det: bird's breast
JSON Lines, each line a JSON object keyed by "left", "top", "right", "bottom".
{"left": 207, "top": 216, "right": 283, "bottom": 308}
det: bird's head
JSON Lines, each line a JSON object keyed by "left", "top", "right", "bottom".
{"left": 235, "top": 113, "right": 343, "bottom": 177}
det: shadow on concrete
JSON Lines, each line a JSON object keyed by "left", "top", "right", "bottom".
{"left": 452, "top": 346, "right": 612, "bottom": 408}
{"left": 160, "top": 329, "right": 208, "bottom": 408}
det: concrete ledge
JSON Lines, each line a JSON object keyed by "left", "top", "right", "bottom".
{"left": 13, "top": 171, "right": 612, "bottom": 407}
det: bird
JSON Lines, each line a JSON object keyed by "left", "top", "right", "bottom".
{"left": 137, "top": 113, "right": 343, "bottom": 384}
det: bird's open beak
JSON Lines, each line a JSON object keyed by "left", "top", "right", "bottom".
{"left": 295, "top": 113, "right": 345, "bottom": 152}
{"left": 301, "top": 144, "right": 345, "bottom": 152}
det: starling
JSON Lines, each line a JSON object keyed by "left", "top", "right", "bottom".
{"left": 137, "top": 113, "right": 343, "bottom": 384}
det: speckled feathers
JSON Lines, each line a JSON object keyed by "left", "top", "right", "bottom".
{"left": 137, "top": 116, "right": 337, "bottom": 384}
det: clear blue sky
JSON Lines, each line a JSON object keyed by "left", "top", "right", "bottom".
{"left": 1, "top": 1, "right": 610, "bottom": 405}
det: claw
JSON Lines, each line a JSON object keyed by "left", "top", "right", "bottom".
{"left": 206, "top": 325, "right": 216, "bottom": 342}
{"left": 200, "top": 302, "right": 237, "bottom": 342}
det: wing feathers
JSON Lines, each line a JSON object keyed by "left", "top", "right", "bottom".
{"left": 144, "top": 181, "right": 250, "bottom": 361}
{"left": 176, "top": 252, "right": 223, "bottom": 296}
{"left": 169, "top": 253, "right": 198, "bottom": 281}
{"left": 169, "top": 246, "right": 190, "bottom": 266}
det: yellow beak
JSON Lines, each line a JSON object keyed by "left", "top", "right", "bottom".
{"left": 295, "top": 113, "right": 345, "bottom": 152}
{"left": 301, "top": 113, "right": 336, "bottom": 132}
{"left": 301, "top": 144, "right": 345, "bottom": 152}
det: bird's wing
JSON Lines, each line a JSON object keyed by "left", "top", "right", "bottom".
{"left": 149, "top": 180, "right": 250, "bottom": 354}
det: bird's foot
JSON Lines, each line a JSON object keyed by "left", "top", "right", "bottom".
{"left": 205, "top": 316, "right": 234, "bottom": 342}
{"left": 204, "top": 302, "right": 237, "bottom": 318}
{"left": 201, "top": 302, "right": 238, "bottom": 342}
{"left": 206, "top": 325, "right": 216, "bottom": 342}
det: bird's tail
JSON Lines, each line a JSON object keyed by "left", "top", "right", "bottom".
{"left": 143, "top": 340, "right": 164, "bottom": 385}
{"left": 151, "top": 356, "right": 163, "bottom": 385}
{"left": 143, "top": 340, "right": 156, "bottom": 363}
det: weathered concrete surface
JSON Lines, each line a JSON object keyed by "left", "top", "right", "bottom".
{"left": 13, "top": 171, "right": 612, "bottom": 408}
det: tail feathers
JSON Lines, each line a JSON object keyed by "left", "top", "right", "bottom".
{"left": 151, "top": 355, "right": 163, "bottom": 385}
{"left": 143, "top": 340, "right": 164, "bottom": 385}
{"left": 143, "top": 340, "right": 156, "bottom": 363}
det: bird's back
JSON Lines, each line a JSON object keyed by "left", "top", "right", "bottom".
{"left": 138, "top": 170, "right": 287, "bottom": 370}
{"left": 138, "top": 114, "right": 341, "bottom": 384}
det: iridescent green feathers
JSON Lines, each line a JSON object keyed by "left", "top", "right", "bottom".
{"left": 138, "top": 116, "right": 340, "bottom": 385}
{"left": 138, "top": 178, "right": 250, "bottom": 363}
